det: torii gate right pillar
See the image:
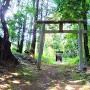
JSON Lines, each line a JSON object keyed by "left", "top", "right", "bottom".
{"left": 78, "top": 22, "right": 83, "bottom": 70}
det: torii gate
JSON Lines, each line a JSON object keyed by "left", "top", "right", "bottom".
{"left": 36, "top": 20, "right": 86, "bottom": 70}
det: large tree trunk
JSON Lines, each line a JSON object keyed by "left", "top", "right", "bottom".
{"left": 1, "top": 14, "right": 9, "bottom": 40}
{"left": 0, "top": 0, "right": 19, "bottom": 66}
{"left": 0, "top": 37, "right": 19, "bottom": 66}
{"left": 82, "top": 0, "right": 90, "bottom": 61}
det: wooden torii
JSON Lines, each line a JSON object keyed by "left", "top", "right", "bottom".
{"left": 36, "top": 20, "right": 86, "bottom": 70}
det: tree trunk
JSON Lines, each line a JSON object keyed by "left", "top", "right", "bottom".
{"left": 83, "top": 20, "right": 89, "bottom": 61}
{"left": 31, "top": 0, "right": 39, "bottom": 54}
{"left": 82, "top": 0, "right": 89, "bottom": 61}
{"left": 17, "top": 28, "right": 20, "bottom": 52}
{"left": 0, "top": 0, "right": 19, "bottom": 66}
{"left": 1, "top": 15, "right": 9, "bottom": 40}
{"left": 0, "top": 37, "right": 19, "bottom": 66}
{"left": 18, "top": 19, "right": 26, "bottom": 53}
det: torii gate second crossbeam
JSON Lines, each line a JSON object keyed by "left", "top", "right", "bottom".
{"left": 36, "top": 20, "right": 86, "bottom": 70}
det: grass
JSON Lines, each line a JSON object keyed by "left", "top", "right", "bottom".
{"left": 16, "top": 68, "right": 38, "bottom": 81}
{"left": 35, "top": 53, "right": 79, "bottom": 65}
{"left": 65, "top": 56, "right": 79, "bottom": 65}
{"left": 35, "top": 54, "right": 54, "bottom": 64}
{"left": 11, "top": 63, "right": 39, "bottom": 82}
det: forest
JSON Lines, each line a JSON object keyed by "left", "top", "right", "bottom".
{"left": 0, "top": 0, "right": 90, "bottom": 90}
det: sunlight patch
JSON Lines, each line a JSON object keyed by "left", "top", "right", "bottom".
{"left": 0, "top": 84, "right": 10, "bottom": 89}
{"left": 11, "top": 73, "right": 19, "bottom": 76}
{"left": 65, "top": 85, "right": 75, "bottom": 90}
{"left": 87, "top": 67, "right": 90, "bottom": 74}
{"left": 4, "top": 75, "right": 13, "bottom": 79}
{"left": 0, "top": 78, "right": 5, "bottom": 81}
{"left": 47, "top": 84, "right": 62, "bottom": 90}
{"left": 79, "top": 85, "right": 90, "bottom": 90}
{"left": 69, "top": 80, "right": 85, "bottom": 85}
{"left": 11, "top": 80, "right": 20, "bottom": 84}
{"left": 25, "top": 81, "right": 31, "bottom": 85}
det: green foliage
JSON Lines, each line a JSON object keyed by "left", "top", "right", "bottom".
{"left": 63, "top": 33, "right": 78, "bottom": 58}
{"left": 26, "top": 5, "right": 35, "bottom": 14}
{"left": 8, "top": 20, "right": 18, "bottom": 42}
{"left": 35, "top": 54, "right": 54, "bottom": 64}
{"left": 66, "top": 56, "right": 79, "bottom": 65}
{"left": 7, "top": 10, "right": 27, "bottom": 42}
{"left": 11, "top": 47, "right": 17, "bottom": 53}
{"left": 53, "top": 34, "right": 63, "bottom": 51}
{"left": 79, "top": 73, "right": 90, "bottom": 82}
{"left": 54, "top": 0, "right": 90, "bottom": 20}
{"left": 6, "top": 1, "right": 36, "bottom": 51}
{"left": 41, "top": 55, "right": 54, "bottom": 64}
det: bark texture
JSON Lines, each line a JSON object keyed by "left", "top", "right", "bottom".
{"left": 0, "top": 0, "right": 19, "bottom": 66}
{"left": 82, "top": 0, "right": 90, "bottom": 61}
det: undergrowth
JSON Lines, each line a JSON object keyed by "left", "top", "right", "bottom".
{"left": 35, "top": 54, "right": 54, "bottom": 64}
{"left": 65, "top": 56, "right": 79, "bottom": 65}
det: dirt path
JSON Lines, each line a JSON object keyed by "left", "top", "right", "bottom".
{"left": 0, "top": 60, "right": 90, "bottom": 90}
{"left": 26, "top": 64, "right": 90, "bottom": 90}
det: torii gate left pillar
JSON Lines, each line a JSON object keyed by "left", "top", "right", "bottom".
{"left": 37, "top": 23, "right": 45, "bottom": 70}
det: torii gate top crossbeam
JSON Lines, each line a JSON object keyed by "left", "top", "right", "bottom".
{"left": 36, "top": 20, "right": 86, "bottom": 34}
